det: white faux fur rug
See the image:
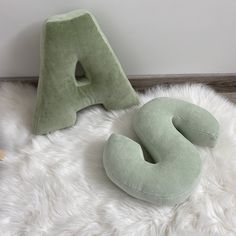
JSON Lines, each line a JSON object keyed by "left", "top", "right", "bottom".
{"left": 0, "top": 83, "right": 236, "bottom": 236}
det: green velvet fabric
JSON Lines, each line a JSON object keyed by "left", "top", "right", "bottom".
{"left": 103, "top": 98, "right": 219, "bottom": 205}
{"left": 33, "top": 9, "right": 139, "bottom": 134}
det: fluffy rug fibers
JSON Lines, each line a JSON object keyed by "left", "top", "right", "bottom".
{"left": 0, "top": 83, "right": 236, "bottom": 236}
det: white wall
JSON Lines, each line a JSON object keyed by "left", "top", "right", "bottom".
{"left": 0, "top": 0, "right": 236, "bottom": 77}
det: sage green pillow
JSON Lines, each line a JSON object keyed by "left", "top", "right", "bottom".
{"left": 103, "top": 97, "right": 219, "bottom": 205}
{"left": 33, "top": 9, "right": 139, "bottom": 135}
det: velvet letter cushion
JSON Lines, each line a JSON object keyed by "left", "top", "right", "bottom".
{"left": 33, "top": 9, "right": 139, "bottom": 134}
{"left": 103, "top": 98, "right": 219, "bottom": 205}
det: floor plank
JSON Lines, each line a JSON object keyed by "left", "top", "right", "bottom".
{"left": 1, "top": 76, "right": 236, "bottom": 104}
{"left": 129, "top": 74, "right": 236, "bottom": 93}
{"left": 1, "top": 73, "right": 236, "bottom": 93}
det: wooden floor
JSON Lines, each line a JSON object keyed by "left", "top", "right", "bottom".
{"left": 128, "top": 74, "right": 236, "bottom": 104}
{"left": 0, "top": 73, "right": 236, "bottom": 103}
{"left": 129, "top": 74, "right": 236, "bottom": 93}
